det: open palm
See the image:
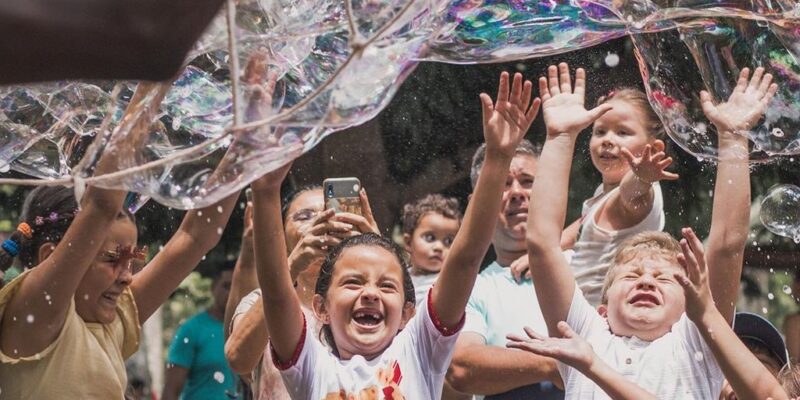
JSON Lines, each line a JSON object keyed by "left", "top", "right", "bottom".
{"left": 541, "top": 63, "right": 612, "bottom": 137}
{"left": 701, "top": 67, "right": 778, "bottom": 135}
{"left": 507, "top": 321, "right": 595, "bottom": 371}
{"left": 481, "top": 71, "right": 541, "bottom": 158}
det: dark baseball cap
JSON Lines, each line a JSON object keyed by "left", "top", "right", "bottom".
{"left": 733, "top": 312, "right": 789, "bottom": 368}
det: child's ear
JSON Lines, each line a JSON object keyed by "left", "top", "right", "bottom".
{"left": 597, "top": 304, "right": 608, "bottom": 318}
{"left": 403, "top": 233, "right": 412, "bottom": 252}
{"left": 399, "top": 302, "right": 416, "bottom": 330}
{"left": 312, "top": 294, "right": 331, "bottom": 324}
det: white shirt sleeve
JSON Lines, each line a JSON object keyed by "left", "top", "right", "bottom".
{"left": 404, "top": 291, "right": 464, "bottom": 375}
{"left": 230, "top": 288, "right": 262, "bottom": 333}
{"left": 275, "top": 315, "right": 327, "bottom": 399}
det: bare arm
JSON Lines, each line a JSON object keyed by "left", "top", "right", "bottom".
{"left": 0, "top": 82, "right": 166, "bottom": 357}
{"left": 225, "top": 299, "right": 268, "bottom": 375}
{"left": 702, "top": 67, "right": 777, "bottom": 324}
{"left": 560, "top": 218, "right": 582, "bottom": 250}
{"left": 224, "top": 204, "right": 256, "bottom": 338}
{"left": 161, "top": 365, "right": 190, "bottom": 400}
{"left": 433, "top": 72, "right": 540, "bottom": 328}
{"left": 677, "top": 228, "right": 788, "bottom": 400}
{"left": 0, "top": 0, "right": 223, "bottom": 83}
{"left": 447, "top": 333, "right": 561, "bottom": 395}
{"left": 527, "top": 63, "right": 612, "bottom": 335}
{"left": 508, "top": 322, "right": 657, "bottom": 400}
{"left": 786, "top": 314, "right": 800, "bottom": 363}
{"left": 130, "top": 193, "right": 238, "bottom": 322}
{"left": 250, "top": 163, "right": 304, "bottom": 364}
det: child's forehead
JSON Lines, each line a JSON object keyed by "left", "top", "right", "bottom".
{"left": 334, "top": 246, "right": 404, "bottom": 278}
{"left": 415, "top": 212, "right": 460, "bottom": 230}
{"left": 616, "top": 255, "right": 681, "bottom": 274}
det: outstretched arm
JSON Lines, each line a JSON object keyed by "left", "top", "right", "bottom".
{"left": 527, "top": 63, "right": 612, "bottom": 335}
{"left": 432, "top": 71, "right": 540, "bottom": 328}
{"left": 448, "top": 333, "right": 561, "bottom": 395}
{"left": 702, "top": 67, "right": 777, "bottom": 324}
{"left": 0, "top": 0, "right": 224, "bottom": 83}
{"left": 250, "top": 163, "right": 304, "bottom": 364}
{"left": 0, "top": 82, "right": 167, "bottom": 358}
{"left": 507, "top": 322, "right": 656, "bottom": 400}
{"left": 224, "top": 202, "right": 256, "bottom": 339}
{"left": 676, "top": 228, "right": 788, "bottom": 400}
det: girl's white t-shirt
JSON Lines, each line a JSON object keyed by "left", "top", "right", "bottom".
{"left": 570, "top": 182, "right": 665, "bottom": 306}
{"left": 276, "top": 292, "right": 462, "bottom": 399}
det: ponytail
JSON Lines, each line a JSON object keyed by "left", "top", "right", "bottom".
{"left": 0, "top": 223, "right": 33, "bottom": 271}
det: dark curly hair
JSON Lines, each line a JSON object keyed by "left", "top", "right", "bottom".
{"left": 401, "top": 194, "right": 462, "bottom": 236}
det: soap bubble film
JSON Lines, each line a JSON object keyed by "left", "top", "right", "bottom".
{"left": 0, "top": 0, "right": 799, "bottom": 208}
{"left": 760, "top": 184, "right": 800, "bottom": 243}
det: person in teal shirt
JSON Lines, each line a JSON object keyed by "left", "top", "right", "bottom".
{"left": 163, "top": 265, "right": 236, "bottom": 400}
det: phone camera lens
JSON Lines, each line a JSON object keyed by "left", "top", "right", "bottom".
{"left": 326, "top": 185, "right": 333, "bottom": 197}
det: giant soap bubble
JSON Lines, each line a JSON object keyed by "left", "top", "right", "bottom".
{"left": 1, "top": 0, "right": 799, "bottom": 208}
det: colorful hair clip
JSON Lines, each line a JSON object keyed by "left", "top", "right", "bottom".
{"left": 48, "top": 212, "right": 58, "bottom": 222}
{"left": 34, "top": 216, "right": 45, "bottom": 226}
{"left": 2, "top": 239, "right": 20, "bottom": 257}
{"left": 16, "top": 223, "right": 33, "bottom": 239}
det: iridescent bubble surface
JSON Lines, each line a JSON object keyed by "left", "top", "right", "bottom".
{"left": 0, "top": 0, "right": 799, "bottom": 208}
{"left": 760, "top": 184, "right": 800, "bottom": 243}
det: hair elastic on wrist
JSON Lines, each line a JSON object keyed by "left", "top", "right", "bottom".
{"left": 16, "top": 223, "right": 33, "bottom": 239}
{"left": 2, "top": 239, "right": 20, "bottom": 257}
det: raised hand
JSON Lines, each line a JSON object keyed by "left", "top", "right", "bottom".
{"left": 480, "top": 71, "right": 541, "bottom": 158}
{"left": 700, "top": 67, "right": 778, "bottom": 136}
{"left": 540, "top": 63, "right": 613, "bottom": 137}
{"left": 289, "top": 209, "right": 357, "bottom": 277}
{"left": 620, "top": 140, "right": 679, "bottom": 183}
{"left": 510, "top": 254, "right": 532, "bottom": 283}
{"left": 506, "top": 321, "right": 595, "bottom": 372}
{"left": 673, "top": 227, "right": 714, "bottom": 321}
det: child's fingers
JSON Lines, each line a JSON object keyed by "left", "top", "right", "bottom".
{"left": 699, "top": 90, "right": 716, "bottom": 116}
{"left": 620, "top": 147, "right": 636, "bottom": 166}
{"left": 556, "top": 321, "right": 577, "bottom": 339}
{"left": 524, "top": 326, "right": 547, "bottom": 341}
{"left": 642, "top": 144, "right": 652, "bottom": 160}
{"left": 479, "top": 93, "right": 494, "bottom": 124}
{"left": 661, "top": 171, "right": 680, "bottom": 181}
{"left": 548, "top": 65, "right": 561, "bottom": 95}
{"left": 521, "top": 80, "right": 533, "bottom": 110}
{"left": 558, "top": 62, "right": 572, "bottom": 94}
{"left": 748, "top": 67, "right": 765, "bottom": 92}
{"left": 510, "top": 73, "right": 523, "bottom": 105}
{"left": 756, "top": 72, "right": 774, "bottom": 96}
{"left": 539, "top": 77, "right": 550, "bottom": 101}
{"left": 526, "top": 97, "right": 542, "bottom": 123}
{"left": 574, "top": 68, "right": 586, "bottom": 97}
{"left": 762, "top": 83, "right": 779, "bottom": 106}
{"left": 497, "top": 71, "right": 510, "bottom": 103}
{"left": 652, "top": 139, "right": 666, "bottom": 153}
{"left": 735, "top": 68, "right": 750, "bottom": 93}
{"left": 587, "top": 103, "right": 614, "bottom": 123}
{"left": 683, "top": 227, "right": 706, "bottom": 266}
{"left": 679, "top": 238, "right": 701, "bottom": 283}
{"left": 358, "top": 188, "right": 379, "bottom": 233}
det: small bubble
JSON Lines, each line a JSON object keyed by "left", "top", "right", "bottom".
{"left": 26, "top": 314, "right": 34, "bottom": 323}
{"left": 84, "top": 294, "right": 89, "bottom": 300}
{"left": 217, "top": 227, "right": 223, "bottom": 235}
{"left": 206, "top": 218, "right": 211, "bottom": 223}
{"left": 217, "top": 206, "right": 224, "bottom": 214}
{"left": 604, "top": 52, "right": 620, "bottom": 68}
{"left": 213, "top": 371, "right": 225, "bottom": 383}
{"left": 197, "top": 211, "right": 203, "bottom": 217}
{"left": 44, "top": 294, "right": 51, "bottom": 301}
{"left": 771, "top": 127, "right": 785, "bottom": 137}
{"left": 762, "top": 307, "right": 769, "bottom": 314}
{"left": 202, "top": 255, "right": 207, "bottom": 261}
{"left": 183, "top": 337, "right": 189, "bottom": 344}
{"left": 784, "top": 285, "right": 793, "bottom": 295}
{"left": 768, "top": 293, "right": 775, "bottom": 300}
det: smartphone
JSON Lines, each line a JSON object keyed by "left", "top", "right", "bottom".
{"left": 323, "top": 177, "right": 362, "bottom": 215}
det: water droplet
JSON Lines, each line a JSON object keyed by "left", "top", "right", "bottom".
{"left": 197, "top": 211, "right": 203, "bottom": 217}
{"left": 44, "top": 294, "right": 51, "bottom": 301}
{"left": 217, "top": 206, "right": 224, "bottom": 214}
{"left": 771, "top": 127, "right": 785, "bottom": 137}
{"left": 784, "top": 285, "right": 793, "bottom": 295}
{"left": 183, "top": 337, "right": 189, "bottom": 344}
{"left": 213, "top": 371, "right": 225, "bottom": 383}
{"left": 26, "top": 314, "right": 34, "bottom": 323}
{"left": 762, "top": 307, "right": 769, "bottom": 314}
{"left": 217, "top": 227, "right": 223, "bottom": 235}
{"left": 768, "top": 293, "right": 775, "bottom": 300}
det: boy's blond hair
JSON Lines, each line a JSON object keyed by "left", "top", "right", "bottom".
{"left": 599, "top": 231, "right": 681, "bottom": 304}
{"left": 780, "top": 363, "right": 800, "bottom": 397}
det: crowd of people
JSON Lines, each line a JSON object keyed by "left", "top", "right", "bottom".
{"left": 1, "top": 60, "right": 799, "bottom": 400}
